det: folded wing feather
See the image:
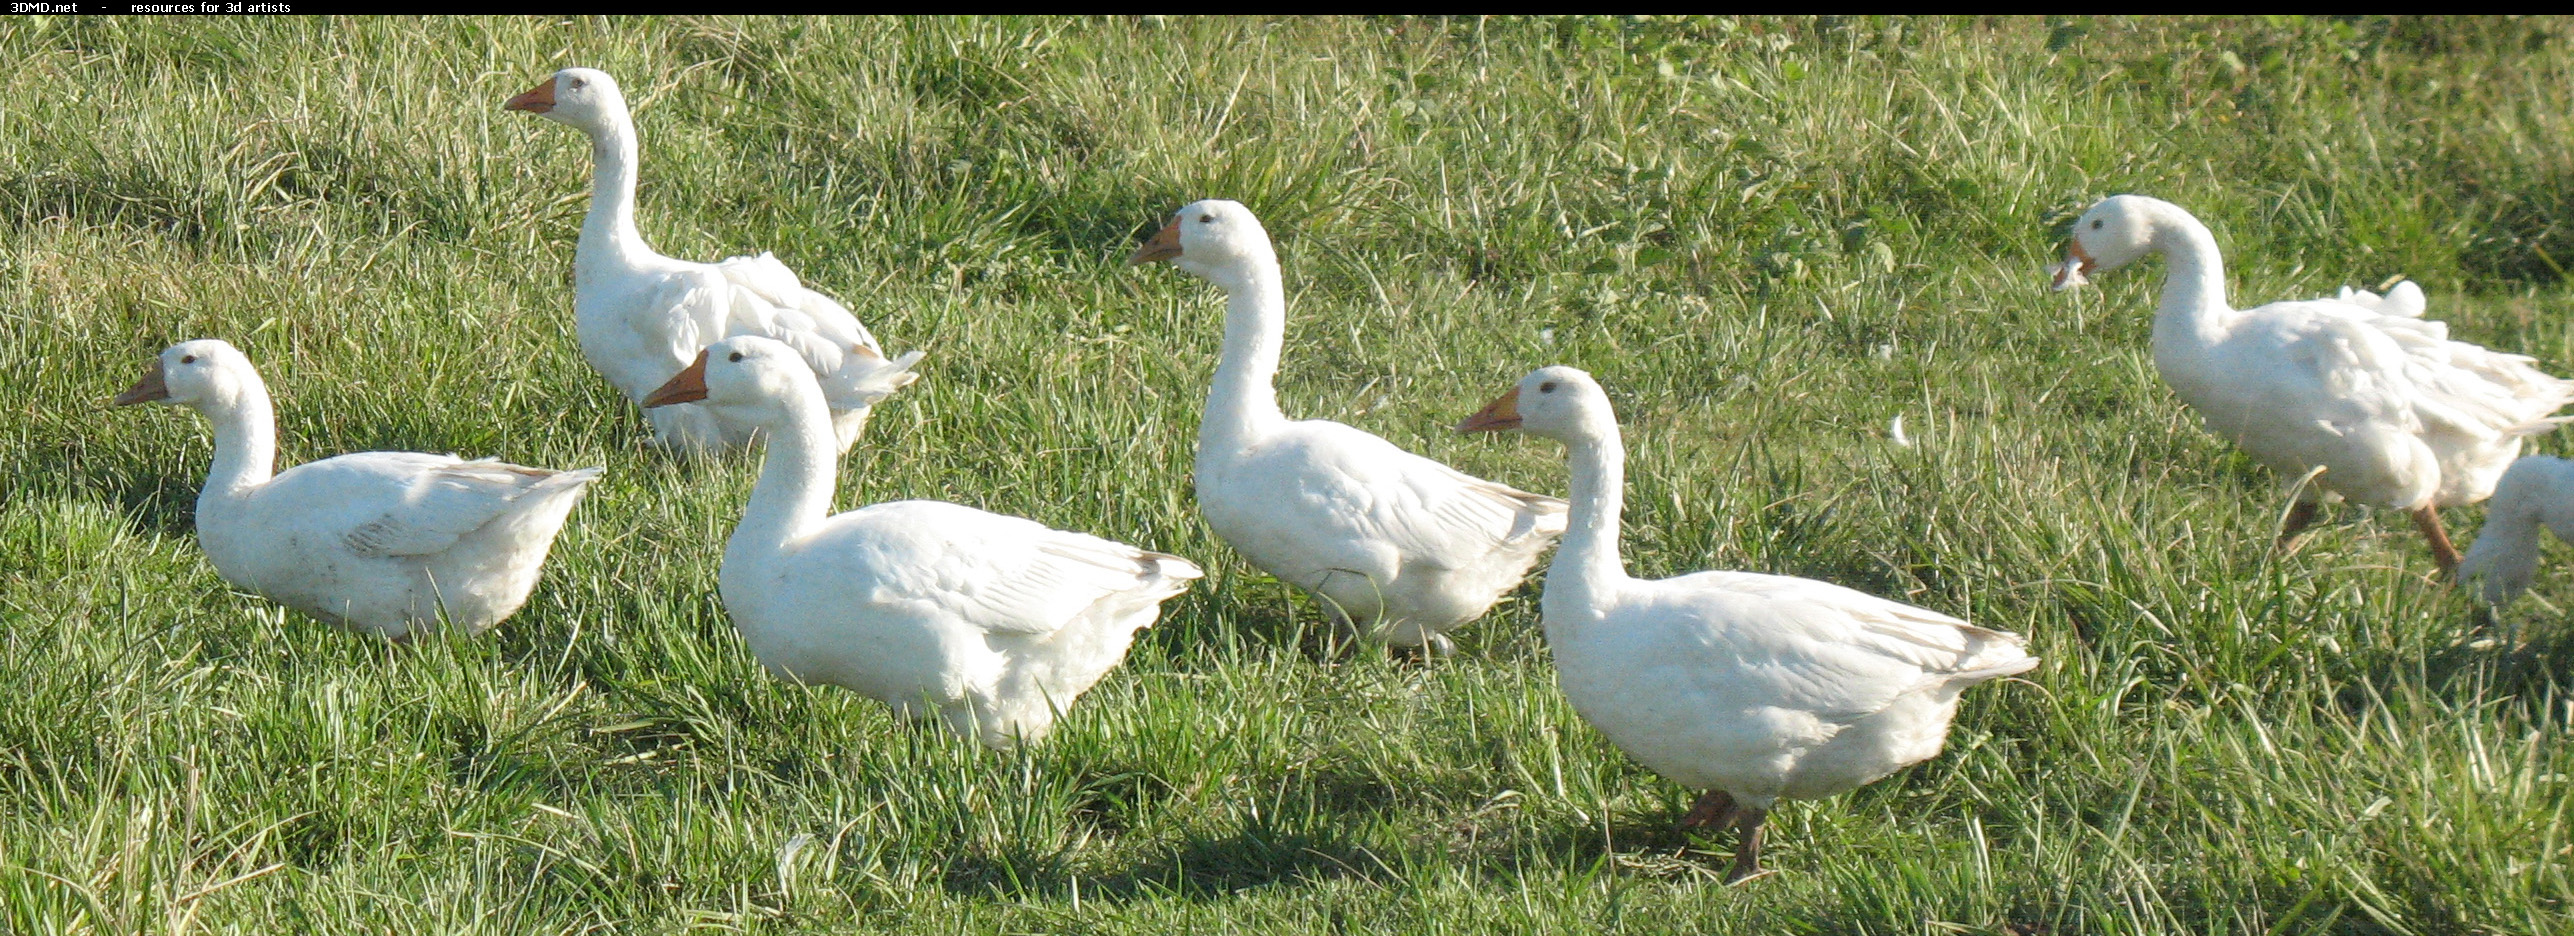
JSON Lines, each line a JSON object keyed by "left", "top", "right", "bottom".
{"left": 1315, "top": 432, "right": 1569, "bottom": 571}
{"left": 642, "top": 253, "right": 913, "bottom": 410}
{"left": 903, "top": 518, "right": 1203, "bottom": 637}
{"left": 341, "top": 458, "right": 600, "bottom": 558}
{"left": 1663, "top": 571, "right": 2035, "bottom": 720}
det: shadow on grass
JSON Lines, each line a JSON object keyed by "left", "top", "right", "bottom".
{"left": 937, "top": 760, "right": 1448, "bottom": 903}
{"left": 943, "top": 822, "right": 1400, "bottom": 903}
{"left": 945, "top": 782, "right": 1759, "bottom": 906}
{"left": 1139, "top": 573, "right": 1384, "bottom": 669}
{"left": 98, "top": 471, "right": 202, "bottom": 539}
{"left": 1483, "top": 805, "right": 1749, "bottom": 884}
{"left": 2418, "top": 608, "right": 2574, "bottom": 724}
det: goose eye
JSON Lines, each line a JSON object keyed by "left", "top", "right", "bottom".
{"left": 1198, "top": 214, "right": 1214, "bottom": 224}
{"left": 569, "top": 78, "right": 586, "bottom": 90}
{"left": 2090, "top": 219, "right": 2103, "bottom": 230}
{"left": 727, "top": 352, "right": 744, "bottom": 362}
{"left": 1539, "top": 382, "right": 1557, "bottom": 393}
{"left": 179, "top": 355, "right": 196, "bottom": 364}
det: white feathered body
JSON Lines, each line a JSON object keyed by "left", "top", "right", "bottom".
{"left": 197, "top": 455, "right": 600, "bottom": 638}
{"left": 721, "top": 499, "right": 1201, "bottom": 748}
{"left": 1197, "top": 418, "right": 1566, "bottom": 645}
{"left": 2153, "top": 288, "right": 2573, "bottom": 510}
{"left": 577, "top": 250, "right": 922, "bottom": 453}
{"left": 1547, "top": 570, "right": 2034, "bottom": 806}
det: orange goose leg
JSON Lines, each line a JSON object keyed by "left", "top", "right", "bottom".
{"left": 2413, "top": 506, "right": 2462, "bottom": 578}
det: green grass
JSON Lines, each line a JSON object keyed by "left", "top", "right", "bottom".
{"left": 3, "top": 14, "right": 2573, "bottom": 933}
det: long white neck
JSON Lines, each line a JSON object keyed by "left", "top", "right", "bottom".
{"left": 199, "top": 373, "right": 278, "bottom": 499}
{"left": 2479, "top": 502, "right": 2542, "bottom": 559}
{"left": 574, "top": 108, "right": 654, "bottom": 276}
{"left": 1541, "top": 416, "right": 1630, "bottom": 636}
{"left": 1200, "top": 258, "right": 1290, "bottom": 459}
{"left": 2146, "top": 202, "right": 2234, "bottom": 351}
{"left": 730, "top": 384, "right": 840, "bottom": 557}
{"left": 2461, "top": 495, "right": 2543, "bottom": 602}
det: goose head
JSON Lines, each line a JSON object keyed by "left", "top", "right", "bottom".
{"left": 1128, "top": 199, "right": 1277, "bottom": 292}
{"left": 505, "top": 67, "right": 630, "bottom": 134}
{"left": 642, "top": 336, "right": 821, "bottom": 428}
{"left": 115, "top": 339, "right": 259, "bottom": 412}
{"left": 1458, "top": 365, "right": 1614, "bottom": 446}
{"left": 2052, "top": 194, "right": 2164, "bottom": 290}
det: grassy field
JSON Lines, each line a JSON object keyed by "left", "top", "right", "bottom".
{"left": 3, "top": 14, "right": 2572, "bottom": 934}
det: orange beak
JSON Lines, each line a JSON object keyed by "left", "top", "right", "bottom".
{"left": 1127, "top": 219, "right": 1182, "bottom": 266}
{"left": 503, "top": 76, "right": 557, "bottom": 114}
{"left": 2050, "top": 239, "right": 2096, "bottom": 291}
{"left": 113, "top": 364, "right": 169, "bottom": 407}
{"left": 1455, "top": 387, "right": 1522, "bottom": 433}
{"left": 643, "top": 351, "right": 710, "bottom": 407}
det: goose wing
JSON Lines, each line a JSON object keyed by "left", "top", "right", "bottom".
{"left": 641, "top": 256, "right": 919, "bottom": 409}
{"left": 2250, "top": 297, "right": 2574, "bottom": 442}
{"left": 1275, "top": 422, "right": 1568, "bottom": 570}
{"left": 1655, "top": 571, "right": 2036, "bottom": 719}
{"left": 2227, "top": 300, "right": 2434, "bottom": 435}
{"left": 332, "top": 457, "right": 601, "bottom": 558}
{"left": 846, "top": 504, "right": 1200, "bottom": 637}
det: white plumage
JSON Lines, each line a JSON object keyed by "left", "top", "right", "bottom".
{"left": 2337, "top": 279, "right": 2428, "bottom": 319}
{"left": 644, "top": 337, "right": 1199, "bottom": 748}
{"left": 507, "top": 67, "right": 921, "bottom": 454}
{"left": 2054, "top": 195, "right": 2574, "bottom": 571}
{"left": 1130, "top": 199, "right": 1566, "bottom": 652}
{"left": 114, "top": 340, "right": 599, "bottom": 639}
{"left": 1459, "top": 365, "right": 2035, "bottom": 882}
{"left": 2459, "top": 455, "right": 2574, "bottom": 604}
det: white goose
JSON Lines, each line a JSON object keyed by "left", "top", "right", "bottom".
{"left": 1458, "top": 366, "right": 2036, "bottom": 883}
{"left": 2054, "top": 195, "right": 2574, "bottom": 573}
{"left": 506, "top": 67, "right": 922, "bottom": 454}
{"left": 2458, "top": 455, "right": 2574, "bottom": 604}
{"left": 114, "top": 340, "right": 600, "bottom": 639}
{"left": 643, "top": 336, "right": 1200, "bottom": 748}
{"left": 1130, "top": 200, "right": 1566, "bottom": 653}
